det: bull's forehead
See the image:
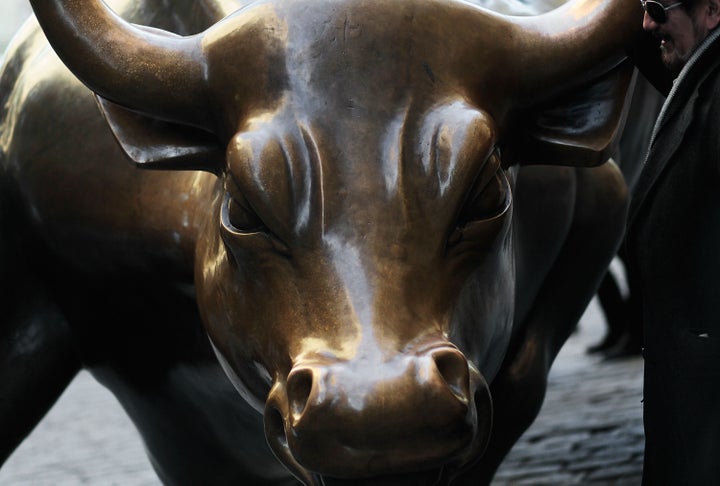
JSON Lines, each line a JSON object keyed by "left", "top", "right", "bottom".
{"left": 279, "top": 0, "right": 466, "bottom": 113}
{"left": 226, "top": 99, "right": 498, "bottom": 244}
{"left": 207, "top": 0, "right": 514, "bottom": 128}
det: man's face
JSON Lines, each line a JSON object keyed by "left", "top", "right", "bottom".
{"left": 643, "top": 0, "right": 716, "bottom": 73}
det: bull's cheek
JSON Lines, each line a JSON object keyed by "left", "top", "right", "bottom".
{"left": 210, "top": 341, "right": 270, "bottom": 413}
{"left": 455, "top": 259, "right": 514, "bottom": 380}
{"left": 195, "top": 228, "right": 280, "bottom": 412}
{"left": 448, "top": 221, "right": 515, "bottom": 383}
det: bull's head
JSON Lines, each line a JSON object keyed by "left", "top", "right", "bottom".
{"left": 29, "top": 0, "right": 639, "bottom": 483}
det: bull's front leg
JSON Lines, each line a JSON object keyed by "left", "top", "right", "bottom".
{"left": 456, "top": 162, "right": 629, "bottom": 484}
{"left": 0, "top": 187, "right": 81, "bottom": 464}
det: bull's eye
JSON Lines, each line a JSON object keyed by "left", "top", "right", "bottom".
{"left": 456, "top": 149, "right": 510, "bottom": 227}
{"left": 448, "top": 148, "right": 511, "bottom": 251}
{"left": 457, "top": 173, "right": 508, "bottom": 226}
{"left": 220, "top": 192, "right": 291, "bottom": 256}
{"left": 221, "top": 193, "right": 265, "bottom": 234}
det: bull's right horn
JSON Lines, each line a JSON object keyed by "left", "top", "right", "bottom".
{"left": 29, "top": 0, "right": 212, "bottom": 131}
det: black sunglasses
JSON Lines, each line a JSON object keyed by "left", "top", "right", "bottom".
{"left": 640, "top": 0, "right": 683, "bottom": 23}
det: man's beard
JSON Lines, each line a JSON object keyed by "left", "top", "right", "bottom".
{"left": 659, "top": 17, "right": 704, "bottom": 74}
{"left": 660, "top": 42, "right": 687, "bottom": 74}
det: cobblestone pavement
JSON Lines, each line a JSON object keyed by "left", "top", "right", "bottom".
{"left": 493, "top": 300, "right": 644, "bottom": 485}
{"left": 0, "top": 298, "right": 644, "bottom": 485}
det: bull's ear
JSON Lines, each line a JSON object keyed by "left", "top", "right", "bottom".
{"left": 509, "top": 60, "right": 635, "bottom": 167}
{"left": 96, "top": 96, "right": 224, "bottom": 174}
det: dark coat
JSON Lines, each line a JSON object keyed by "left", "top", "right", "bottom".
{"left": 627, "top": 28, "right": 720, "bottom": 485}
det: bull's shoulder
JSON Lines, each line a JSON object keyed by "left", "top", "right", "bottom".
{"left": 512, "top": 162, "right": 627, "bottom": 325}
{"left": 0, "top": 18, "right": 46, "bottom": 146}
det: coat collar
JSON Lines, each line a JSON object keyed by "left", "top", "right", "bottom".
{"left": 627, "top": 27, "right": 720, "bottom": 229}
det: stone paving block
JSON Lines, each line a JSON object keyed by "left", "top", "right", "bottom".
{"left": 528, "top": 431, "right": 593, "bottom": 448}
{"left": 596, "top": 444, "right": 643, "bottom": 460}
{"left": 511, "top": 472, "right": 585, "bottom": 485}
{"left": 587, "top": 463, "right": 647, "bottom": 481}
{"left": 565, "top": 455, "right": 632, "bottom": 472}
{"left": 576, "top": 433, "right": 637, "bottom": 452}
{"left": 493, "top": 463, "right": 563, "bottom": 480}
{"left": 586, "top": 476, "right": 642, "bottom": 485}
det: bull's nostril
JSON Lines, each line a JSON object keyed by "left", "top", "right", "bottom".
{"left": 287, "top": 368, "right": 314, "bottom": 419}
{"left": 264, "top": 404, "right": 316, "bottom": 486}
{"left": 432, "top": 349, "right": 470, "bottom": 403}
{"left": 265, "top": 406, "right": 288, "bottom": 448}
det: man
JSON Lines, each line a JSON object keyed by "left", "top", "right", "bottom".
{"left": 629, "top": 0, "right": 720, "bottom": 482}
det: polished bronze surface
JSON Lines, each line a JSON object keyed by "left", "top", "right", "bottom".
{"left": 1, "top": 0, "right": 641, "bottom": 484}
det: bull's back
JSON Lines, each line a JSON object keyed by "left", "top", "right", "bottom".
{"left": 0, "top": 19, "right": 218, "bottom": 276}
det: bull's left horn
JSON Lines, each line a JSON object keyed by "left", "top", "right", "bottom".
{"left": 507, "top": 0, "right": 645, "bottom": 102}
{"left": 29, "top": 0, "right": 211, "bottom": 130}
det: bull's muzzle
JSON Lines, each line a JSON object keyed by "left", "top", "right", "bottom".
{"left": 264, "top": 343, "right": 492, "bottom": 483}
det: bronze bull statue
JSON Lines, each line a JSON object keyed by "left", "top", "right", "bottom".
{"left": 0, "top": 0, "right": 641, "bottom": 484}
